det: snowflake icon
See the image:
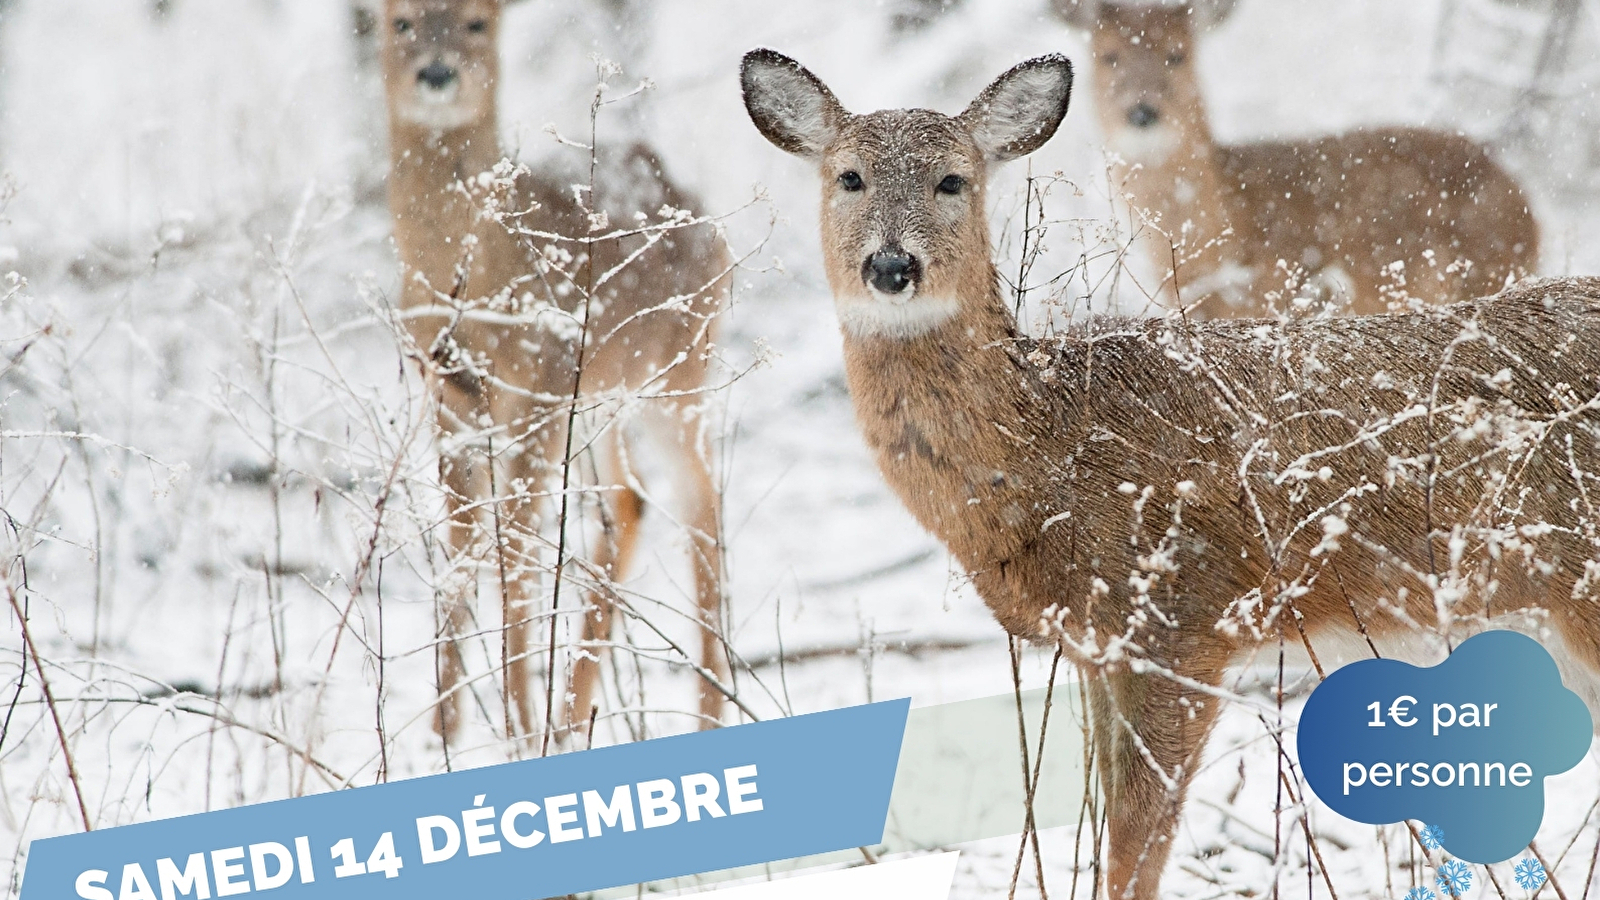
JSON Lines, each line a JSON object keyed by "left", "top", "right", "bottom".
{"left": 1514, "top": 858, "right": 1547, "bottom": 891}
{"left": 1404, "top": 887, "right": 1438, "bottom": 900}
{"left": 1436, "top": 860, "right": 1474, "bottom": 897}
{"left": 1419, "top": 824, "right": 1445, "bottom": 851}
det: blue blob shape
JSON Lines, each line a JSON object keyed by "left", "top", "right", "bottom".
{"left": 1298, "top": 631, "right": 1592, "bottom": 863}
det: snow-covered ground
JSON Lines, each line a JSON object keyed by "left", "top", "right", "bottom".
{"left": 4, "top": 0, "right": 1600, "bottom": 898}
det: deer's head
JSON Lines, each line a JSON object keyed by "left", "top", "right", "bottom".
{"left": 1054, "top": 0, "right": 1237, "bottom": 158}
{"left": 741, "top": 50, "right": 1073, "bottom": 339}
{"left": 382, "top": 0, "right": 500, "bottom": 131}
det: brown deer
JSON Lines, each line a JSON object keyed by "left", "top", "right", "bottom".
{"left": 742, "top": 47, "right": 1600, "bottom": 900}
{"left": 1055, "top": 0, "right": 1540, "bottom": 317}
{"left": 382, "top": 0, "right": 730, "bottom": 743}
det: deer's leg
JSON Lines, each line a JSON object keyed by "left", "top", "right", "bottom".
{"left": 434, "top": 442, "right": 483, "bottom": 741}
{"left": 1544, "top": 610, "right": 1600, "bottom": 733}
{"left": 1088, "top": 659, "right": 1225, "bottom": 900}
{"left": 566, "top": 426, "right": 646, "bottom": 736}
{"left": 495, "top": 416, "right": 565, "bottom": 742}
{"left": 667, "top": 397, "right": 728, "bottom": 728}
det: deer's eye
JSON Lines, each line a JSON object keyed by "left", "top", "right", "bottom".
{"left": 1101, "top": 52, "right": 1118, "bottom": 65}
{"left": 937, "top": 174, "right": 965, "bottom": 195}
{"left": 838, "top": 170, "right": 864, "bottom": 192}
{"left": 1166, "top": 50, "right": 1186, "bottom": 65}
{"left": 466, "top": 19, "right": 488, "bottom": 33}
{"left": 393, "top": 17, "right": 413, "bottom": 33}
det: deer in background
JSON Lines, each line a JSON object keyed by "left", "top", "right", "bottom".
{"left": 382, "top": 0, "right": 729, "bottom": 743}
{"left": 743, "top": 47, "right": 1600, "bottom": 900}
{"left": 1055, "top": 0, "right": 1540, "bottom": 316}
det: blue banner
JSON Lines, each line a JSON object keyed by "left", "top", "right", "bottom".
{"left": 22, "top": 699, "right": 909, "bottom": 900}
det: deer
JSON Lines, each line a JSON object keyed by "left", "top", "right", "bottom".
{"left": 741, "top": 47, "right": 1600, "bottom": 900}
{"left": 382, "top": 0, "right": 730, "bottom": 744}
{"left": 1054, "top": 0, "right": 1540, "bottom": 318}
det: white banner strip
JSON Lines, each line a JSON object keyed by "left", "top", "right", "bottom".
{"left": 679, "top": 853, "right": 961, "bottom": 900}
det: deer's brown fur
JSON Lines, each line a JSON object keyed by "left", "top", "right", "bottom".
{"left": 743, "top": 48, "right": 1600, "bottom": 900}
{"left": 1058, "top": 1, "right": 1540, "bottom": 316}
{"left": 384, "top": 0, "right": 729, "bottom": 741}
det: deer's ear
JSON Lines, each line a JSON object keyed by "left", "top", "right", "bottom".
{"left": 1191, "top": 0, "right": 1240, "bottom": 30}
{"left": 959, "top": 54, "right": 1074, "bottom": 162}
{"left": 741, "top": 48, "right": 846, "bottom": 159}
{"left": 1051, "top": 0, "right": 1099, "bottom": 31}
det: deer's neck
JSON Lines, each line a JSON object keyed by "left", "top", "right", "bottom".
{"left": 838, "top": 275, "right": 1083, "bottom": 607}
{"left": 386, "top": 119, "right": 506, "bottom": 305}
{"left": 1108, "top": 107, "right": 1245, "bottom": 303}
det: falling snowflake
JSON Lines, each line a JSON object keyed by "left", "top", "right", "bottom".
{"left": 1419, "top": 824, "right": 1445, "bottom": 850}
{"left": 1436, "top": 860, "right": 1474, "bottom": 897}
{"left": 1514, "top": 858, "right": 1547, "bottom": 891}
{"left": 1404, "top": 887, "right": 1438, "bottom": 900}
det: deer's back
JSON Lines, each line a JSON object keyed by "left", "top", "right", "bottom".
{"left": 1011, "top": 278, "right": 1600, "bottom": 657}
{"left": 510, "top": 144, "right": 726, "bottom": 396}
{"left": 403, "top": 142, "right": 725, "bottom": 425}
{"left": 1218, "top": 127, "right": 1539, "bottom": 311}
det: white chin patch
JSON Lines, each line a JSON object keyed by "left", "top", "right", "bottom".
{"left": 397, "top": 88, "right": 475, "bottom": 130}
{"left": 835, "top": 290, "right": 960, "bottom": 340}
{"left": 1108, "top": 124, "right": 1180, "bottom": 164}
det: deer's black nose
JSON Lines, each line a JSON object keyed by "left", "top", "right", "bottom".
{"left": 862, "top": 246, "right": 921, "bottom": 295}
{"left": 1127, "top": 102, "right": 1160, "bottom": 129}
{"left": 418, "top": 61, "right": 458, "bottom": 89}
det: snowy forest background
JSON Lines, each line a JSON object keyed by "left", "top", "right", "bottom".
{"left": 4, "top": 0, "right": 1600, "bottom": 897}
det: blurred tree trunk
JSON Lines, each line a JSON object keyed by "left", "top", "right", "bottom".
{"left": 889, "top": 0, "right": 967, "bottom": 34}
{"left": 349, "top": 0, "right": 387, "bottom": 205}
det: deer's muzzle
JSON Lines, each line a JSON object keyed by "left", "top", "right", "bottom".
{"left": 862, "top": 246, "right": 922, "bottom": 296}
{"left": 1126, "top": 102, "right": 1160, "bottom": 129}
{"left": 418, "top": 61, "right": 459, "bottom": 90}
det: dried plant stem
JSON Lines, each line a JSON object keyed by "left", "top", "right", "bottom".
{"left": 1275, "top": 769, "right": 1337, "bottom": 900}
{"left": 486, "top": 428, "right": 516, "bottom": 745}
{"left": 542, "top": 75, "right": 606, "bottom": 757}
{"left": 1069, "top": 675, "right": 1099, "bottom": 900}
{"left": 1006, "top": 638, "right": 1059, "bottom": 900}
{"left": 1032, "top": 649, "right": 1062, "bottom": 896}
{"left": 1483, "top": 864, "right": 1509, "bottom": 900}
{"left": 49, "top": 693, "right": 348, "bottom": 788}
{"left": 205, "top": 585, "right": 242, "bottom": 811}
{"left": 1583, "top": 819, "right": 1600, "bottom": 900}
{"left": 1532, "top": 843, "right": 1571, "bottom": 900}
{"left": 297, "top": 408, "right": 411, "bottom": 794}
{"left": 375, "top": 556, "right": 389, "bottom": 783}
{"left": 6, "top": 583, "right": 90, "bottom": 832}
{"left": 1273, "top": 627, "right": 1284, "bottom": 900}
{"left": 608, "top": 592, "right": 760, "bottom": 722}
